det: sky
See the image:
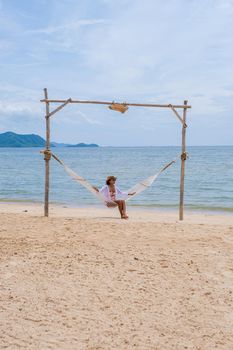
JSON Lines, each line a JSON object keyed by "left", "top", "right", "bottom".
{"left": 0, "top": 0, "right": 233, "bottom": 146}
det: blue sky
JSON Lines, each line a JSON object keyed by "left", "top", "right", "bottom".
{"left": 0, "top": 0, "right": 233, "bottom": 146}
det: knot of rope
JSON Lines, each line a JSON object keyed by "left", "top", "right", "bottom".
{"left": 40, "top": 149, "right": 52, "bottom": 161}
{"left": 181, "top": 152, "right": 188, "bottom": 161}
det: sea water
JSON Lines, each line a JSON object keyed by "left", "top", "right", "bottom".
{"left": 0, "top": 146, "right": 232, "bottom": 213}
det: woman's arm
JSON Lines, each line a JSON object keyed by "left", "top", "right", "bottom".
{"left": 116, "top": 186, "right": 130, "bottom": 199}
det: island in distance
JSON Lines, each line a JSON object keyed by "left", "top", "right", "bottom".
{"left": 0, "top": 132, "right": 99, "bottom": 148}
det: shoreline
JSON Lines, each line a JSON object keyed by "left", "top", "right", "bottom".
{"left": 1, "top": 201, "right": 233, "bottom": 225}
{"left": 1, "top": 198, "right": 233, "bottom": 216}
{"left": 0, "top": 198, "right": 233, "bottom": 216}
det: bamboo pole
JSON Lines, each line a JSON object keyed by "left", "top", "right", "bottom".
{"left": 40, "top": 99, "right": 191, "bottom": 109}
{"left": 179, "top": 100, "right": 188, "bottom": 221}
{"left": 44, "top": 88, "right": 50, "bottom": 217}
{"left": 48, "top": 98, "right": 72, "bottom": 118}
{"left": 168, "top": 104, "right": 184, "bottom": 125}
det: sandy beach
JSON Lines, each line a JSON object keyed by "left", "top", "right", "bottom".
{"left": 1, "top": 203, "right": 233, "bottom": 349}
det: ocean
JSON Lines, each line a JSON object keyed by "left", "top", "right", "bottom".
{"left": 0, "top": 146, "right": 232, "bottom": 213}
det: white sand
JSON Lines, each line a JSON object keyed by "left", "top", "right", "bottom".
{"left": 1, "top": 202, "right": 233, "bottom": 349}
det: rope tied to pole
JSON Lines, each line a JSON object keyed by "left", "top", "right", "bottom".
{"left": 181, "top": 152, "right": 188, "bottom": 161}
{"left": 40, "top": 149, "right": 52, "bottom": 161}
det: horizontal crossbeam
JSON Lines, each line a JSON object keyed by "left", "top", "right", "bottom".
{"left": 40, "top": 98, "right": 191, "bottom": 109}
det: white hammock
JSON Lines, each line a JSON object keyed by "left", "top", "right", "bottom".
{"left": 51, "top": 153, "right": 177, "bottom": 206}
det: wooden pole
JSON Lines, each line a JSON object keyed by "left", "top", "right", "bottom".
{"left": 179, "top": 100, "right": 188, "bottom": 221}
{"left": 44, "top": 88, "right": 50, "bottom": 217}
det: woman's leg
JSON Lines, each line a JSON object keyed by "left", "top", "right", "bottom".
{"left": 115, "top": 200, "right": 124, "bottom": 217}
{"left": 121, "top": 200, "right": 128, "bottom": 218}
{"left": 115, "top": 200, "right": 128, "bottom": 219}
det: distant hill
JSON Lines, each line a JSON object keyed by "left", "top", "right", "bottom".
{"left": 67, "top": 143, "right": 99, "bottom": 148}
{"left": 51, "top": 142, "right": 98, "bottom": 148}
{"left": 0, "top": 132, "right": 45, "bottom": 147}
{"left": 0, "top": 132, "right": 99, "bottom": 148}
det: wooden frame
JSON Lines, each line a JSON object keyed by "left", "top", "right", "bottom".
{"left": 41, "top": 88, "right": 191, "bottom": 220}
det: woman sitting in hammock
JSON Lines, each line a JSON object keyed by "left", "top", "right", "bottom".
{"left": 93, "top": 176, "right": 135, "bottom": 219}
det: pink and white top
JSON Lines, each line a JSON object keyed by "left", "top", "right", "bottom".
{"left": 109, "top": 188, "right": 116, "bottom": 201}
{"left": 99, "top": 185, "right": 128, "bottom": 203}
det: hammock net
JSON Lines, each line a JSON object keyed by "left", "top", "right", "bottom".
{"left": 51, "top": 153, "right": 177, "bottom": 206}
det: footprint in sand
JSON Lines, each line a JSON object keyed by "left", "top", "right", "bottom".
{"left": 158, "top": 260, "right": 169, "bottom": 268}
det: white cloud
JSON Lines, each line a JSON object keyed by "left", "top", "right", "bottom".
{"left": 74, "top": 110, "right": 102, "bottom": 125}
{"left": 57, "top": 110, "right": 102, "bottom": 126}
{"left": 27, "top": 19, "right": 107, "bottom": 34}
{"left": 0, "top": 100, "right": 41, "bottom": 117}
